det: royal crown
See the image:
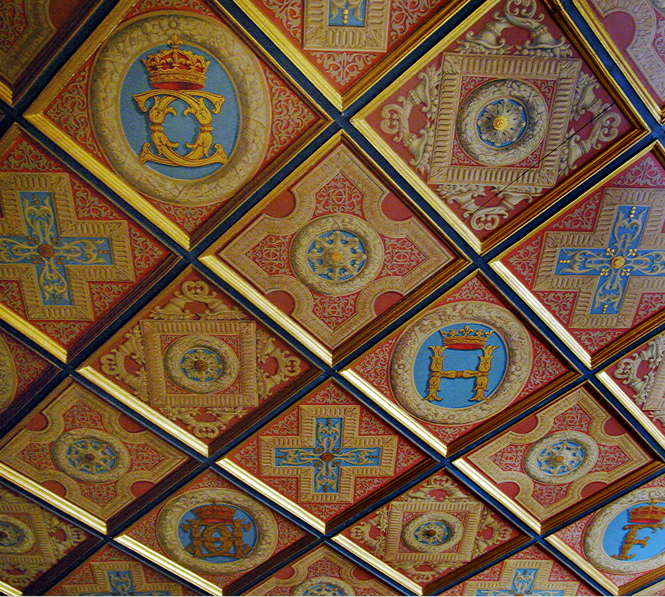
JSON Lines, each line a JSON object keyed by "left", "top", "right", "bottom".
{"left": 440, "top": 325, "right": 493, "bottom": 349}
{"left": 626, "top": 501, "right": 665, "bottom": 525}
{"left": 191, "top": 501, "right": 236, "bottom": 524}
{"left": 142, "top": 34, "right": 210, "bottom": 90}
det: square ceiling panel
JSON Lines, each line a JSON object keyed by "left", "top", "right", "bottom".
{"left": 221, "top": 380, "right": 434, "bottom": 532}
{"left": 494, "top": 143, "right": 665, "bottom": 368}
{"left": 456, "top": 384, "right": 662, "bottom": 532}
{"left": 25, "top": 0, "right": 328, "bottom": 249}
{"left": 343, "top": 273, "right": 575, "bottom": 456}
{"left": 203, "top": 134, "right": 464, "bottom": 364}
{"left": 80, "top": 267, "right": 317, "bottom": 456}
{"left": 353, "top": 0, "right": 645, "bottom": 252}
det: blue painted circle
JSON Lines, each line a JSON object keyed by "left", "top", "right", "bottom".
{"left": 603, "top": 501, "right": 665, "bottom": 562}
{"left": 0, "top": 521, "right": 25, "bottom": 548}
{"left": 120, "top": 42, "right": 239, "bottom": 180}
{"left": 306, "top": 230, "right": 367, "bottom": 282}
{"left": 177, "top": 504, "right": 257, "bottom": 563}
{"left": 476, "top": 98, "right": 528, "bottom": 148}
{"left": 65, "top": 439, "right": 117, "bottom": 475}
{"left": 414, "top": 521, "right": 451, "bottom": 546}
{"left": 536, "top": 440, "right": 586, "bottom": 476}
{"left": 302, "top": 583, "right": 347, "bottom": 596}
{"left": 180, "top": 347, "right": 224, "bottom": 383}
{"left": 412, "top": 323, "right": 507, "bottom": 409}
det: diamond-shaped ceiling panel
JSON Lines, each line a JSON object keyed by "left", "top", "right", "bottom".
{"left": 3, "top": 0, "right": 665, "bottom": 595}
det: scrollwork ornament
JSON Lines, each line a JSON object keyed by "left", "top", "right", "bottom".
{"left": 0, "top": 336, "right": 17, "bottom": 412}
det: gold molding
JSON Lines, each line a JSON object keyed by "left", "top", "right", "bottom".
{"left": 573, "top": 0, "right": 665, "bottom": 123}
{"left": 491, "top": 141, "right": 665, "bottom": 368}
{"left": 77, "top": 365, "right": 210, "bottom": 456}
{"left": 115, "top": 534, "right": 223, "bottom": 595}
{"left": 217, "top": 458, "right": 326, "bottom": 533}
{"left": 0, "top": 579, "right": 22, "bottom": 596}
{"left": 0, "top": 463, "right": 106, "bottom": 533}
{"left": 332, "top": 535, "right": 422, "bottom": 595}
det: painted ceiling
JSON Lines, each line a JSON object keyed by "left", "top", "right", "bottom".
{"left": 3, "top": 0, "right": 665, "bottom": 595}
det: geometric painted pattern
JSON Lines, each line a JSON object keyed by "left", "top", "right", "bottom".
{"left": 356, "top": 0, "right": 636, "bottom": 251}
{"left": 460, "top": 385, "right": 657, "bottom": 531}
{"left": 441, "top": 545, "right": 596, "bottom": 596}
{"left": 0, "top": 483, "right": 88, "bottom": 593}
{"left": 0, "top": 127, "right": 171, "bottom": 360}
{"left": 206, "top": 138, "right": 459, "bottom": 357}
{"left": 85, "top": 268, "right": 312, "bottom": 454}
{"left": 225, "top": 381, "right": 431, "bottom": 529}
{"left": 46, "top": 545, "right": 201, "bottom": 596}
{"left": 498, "top": 148, "right": 665, "bottom": 366}
{"left": 338, "top": 471, "right": 524, "bottom": 594}
{"left": 245, "top": 544, "right": 399, "bottom": 595}
{"left": 0, "top": 381, "right": 189, "bottom": 528}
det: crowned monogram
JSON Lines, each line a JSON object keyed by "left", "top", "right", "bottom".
{"left": 133, "top": 35, "right": 228, "bottom": 169}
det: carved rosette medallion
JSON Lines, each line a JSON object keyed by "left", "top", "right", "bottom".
{"left": 390, "top": 301, "right": 532, "bottom": 425}
{"left": 401, "top": 512, "right": 464, "bottom": 554}
{"left": 0, "top": 514, "right": 36, "bottom": 555}
{"left": 90, "top": 14, "right": 270, "bottom": 205}
{"left": 457, "top": 79, "right": 548, "bottom": 167}
{"left": 51, "top": 429, "right": 131, "bottom": 484}
{"left": 584, "top": 487, "right": 665, "bottom": 574}
{"left": 290, "top": 215, "right": 384, "bottom": 295}
{"left": 157, "top": 488, "right": 277, "bottom": 575}
{"left": 293, "top": 576, "right": 356, "bottom": 596}
{"left": 163, "top": 334, "right": 240, "bottom": 394}
{"left": 0, "top": 336, "right": 17, "bottom": 412}
{"left": 523, "top": 431, "right": 599, "bottom": 485}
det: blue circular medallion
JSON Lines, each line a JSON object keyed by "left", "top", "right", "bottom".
{"left": 414, "top": 521, "right": 451, "bottom": 546}
{"left": 65, "top": 438, "right": 117, "bottom": 476}
{"left": 476, "top": 98, "right": 528, "bottom": 149}
{"left": 120, "top": 39, "right": 240, "bottom": 180}
{"left": 536, "top": 440, "right": 586, "bottom": 477}
{"left": 179, "top": 347, "right": 225, "bottom": 384}
{"left": 412, "top": 323, "right": 507, "bottom": 409}
{"left": 177, "top": 503, "right": 258, "bottom": 563}
{"left": 603, "top": 501, "right": 665, "bottom": 562}
{"left": 306, "top": 230, "right": 367, "bottom": 282}
{"left": 302, "top": 582, "right": 347, "bottom": 596}
{"left": 0, "top": 520, "right": 25, "bottom": 549}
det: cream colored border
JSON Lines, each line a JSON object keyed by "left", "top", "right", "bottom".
{"left": 0, "top": 463, "right": 106, "bottom": 533}
{"left": 115, "top": 535, "right": 223, "bottom": 595}
{"left": 491, "top": 141, "right": 664, "bottom": 368}
{"left": 332, "top": 534, "right": 422, "bottom": 595}
{"left": 77, "top": 365, "right": 209, "bottom": 456}
{"left": 217, "top": 458, "right": 325, "bottom": 533}
{"left": 0, "top": 579, "right": 21, "bottom": 596}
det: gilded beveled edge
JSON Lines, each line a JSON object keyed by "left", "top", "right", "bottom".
{"left": 491, "top": 141, "right": 665, "bottom": 368}
{"left": 351, "top": 0, "right": 648, "bottom": 254}
{"left": 200, "top": 130, "right": 468, "bottom": 365}
{"left": 573, "top": 0, "right": 665, "bottom": 123}
{"left": 232, "top": 0, "right": 467, "bottom": 110}
{"left": 25, "top": 0, "right": 331, "bottom": 250}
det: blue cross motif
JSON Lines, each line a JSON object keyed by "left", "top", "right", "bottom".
{"left": 0, "top": 192, "right": 114, "bottom": 306}
{"left": 554, "top": 206, "right": 665, "bottom": 315}
{"left": 274, "top": 417, "right": 382, "bottom": 493}
{"left": 79, "top": 570, "right": 170, "bottom": 596}
{"left": 476, "top": 568, "right": 564, "bottom": 596}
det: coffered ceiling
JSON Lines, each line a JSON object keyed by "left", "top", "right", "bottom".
{"left": 2, "top": 0, "right": 665, "bottom": 595}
